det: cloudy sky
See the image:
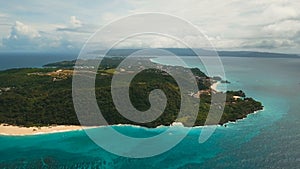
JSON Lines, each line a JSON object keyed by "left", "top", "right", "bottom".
{"left": 0, "top": 0, "right": 300, "bottom": 53}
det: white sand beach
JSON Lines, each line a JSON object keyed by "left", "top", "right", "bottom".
{"left": 210, "top": 81, "right": 220, "bottom": 92}
{"left": 0, "top": 124, "right": 89, "bottom": 136}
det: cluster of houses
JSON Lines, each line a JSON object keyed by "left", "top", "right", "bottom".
{"left": 73, "top": 66, "right": 95, "bottom": 69}
{"left": 0, "top": 87, "right": 11, "bottom": 95}
{"left": 48, "top": 69, "right": 73, "bottom": 82}
{"left": 28, "top": 69, "right": 73, "bottom": 82}
{"left": 189, "top": 89, "right": 212, "bottom": 98}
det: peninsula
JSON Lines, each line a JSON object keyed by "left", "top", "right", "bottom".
{"left": 0, "top": 57, "right": 263, "bottom": 134}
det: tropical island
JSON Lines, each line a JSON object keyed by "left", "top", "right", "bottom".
{"left": 0, "top": 57, "right": 263, "bottom": 134}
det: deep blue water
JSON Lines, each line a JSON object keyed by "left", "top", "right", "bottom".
{"left": 0, "top": 53, "right": 77, "bottom": 70}
{"left": 0, "top": 55, "right": 300, "bottom": 168}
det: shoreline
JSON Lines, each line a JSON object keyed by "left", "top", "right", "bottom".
{"left": 0, "top": 106, "right": 264, "bottom": 136}
{"left": 222, "top": 108, "right": 265, "bottom": 127}
{"left": 0, "top": 124, "right": 97, "bottom": 136}
{"left": 0, "top": 59, "right": 263, "bottom": 136}
{"left": 0, "top": 123, "right": 206, "bottom": 136}
{"left": 210, "top": 81, "right": 220, "bottom": 92}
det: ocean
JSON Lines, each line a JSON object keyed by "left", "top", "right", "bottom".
{"left": 0, "top": 55, "right": 299, "bottom": 168}
{"left": 0, "top": 53, "right": 77, "bottom": 70}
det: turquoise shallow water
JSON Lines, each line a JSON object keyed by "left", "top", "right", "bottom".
{"left": 1, "top": 56, "right": 299, "bottom": 168}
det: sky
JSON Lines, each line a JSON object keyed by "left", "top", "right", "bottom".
{"left": 0, "top": 0, "right": 300, "bottom": 54}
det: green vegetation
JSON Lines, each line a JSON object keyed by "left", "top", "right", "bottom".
{"left": 0, "top": 57, "right": 263, "bottom": 127}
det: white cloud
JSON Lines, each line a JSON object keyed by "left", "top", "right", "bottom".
{"left": 2, "top": 21, "right": 78, "bottom": 52}
{"left": 1, "top": 0, "right": 300, "bottom": 53}
{"left": 11, "top": 21, "right": 40, "bottom": 39}
{"left": 56, "top": 16, "right": 96, "bottom": 34}
{"left": 2, "top": 21, "right": 41, "bottom": 50}
{"left": 70, "top": 16, "right": 82, "bottom": 27}
{"left": 114, "top": 35, "right": 183, "bottom": 49}
{"left": 0, "top": 12, "right": 12, "bottom": 38}
{"left": 101, "top": 13, "right": 122, "bottom": 23}
{"left": 56, "top": 16, "right": 83, "bottom": 31}
{"left": 0, "top": 13, "right": 8, "bottom": 19}
{"left": 261, "top": 4, "right": 299, "bottom": 22}
{"left": 123, "top": 0, "right": 300, "bottom": 52}
{"left": 263, "top": 20, "right": 300, "bottom": 38}
{"left": 241, "top": 39, "right": 294, "bottom": 49}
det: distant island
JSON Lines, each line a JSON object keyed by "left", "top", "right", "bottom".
{"left": 91, "top": 48, "right": 300, "bottom": 58}
{"left": 0, "top": 57, "right": 263, "bottom": 128}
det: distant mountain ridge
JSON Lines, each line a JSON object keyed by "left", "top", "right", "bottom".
{"left": 91, "top": 48, "right": 300, "bottom": 58}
